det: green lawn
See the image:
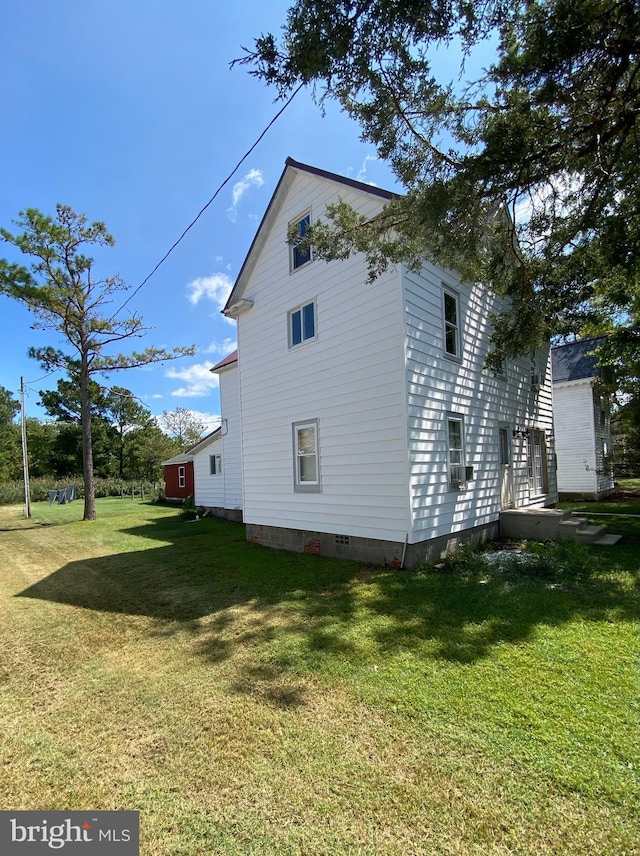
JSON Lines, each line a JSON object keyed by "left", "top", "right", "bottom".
{"left": 0, "top": 499, "right": 638, "bottom": 855}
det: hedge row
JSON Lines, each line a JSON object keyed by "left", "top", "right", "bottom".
{"left": 0, "top": 477, "right": 164, "bottom": 505}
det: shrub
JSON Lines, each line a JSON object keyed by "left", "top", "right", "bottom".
{"left": 0, "top": 477, "right": 163, "bottom": 505}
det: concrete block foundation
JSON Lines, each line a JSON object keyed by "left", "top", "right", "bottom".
{"left": 246, "top": 521, "right": 500, "bottom": 569}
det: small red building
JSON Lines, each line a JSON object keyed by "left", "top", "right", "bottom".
{"left": 162, "top": 452, "right": 195, "bottom": 501}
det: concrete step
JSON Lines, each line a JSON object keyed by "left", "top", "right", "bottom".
{"left": 592, "top": 533, "right": 623, "bottom": 546}
{"left": 557, "top": 519, "right": 584, "bottom": 540}
{"left": 574, "top": 524, "right": 606, "bottom": 545}
{"left": 500, "top": 508, "right": 572, "bottom": 540}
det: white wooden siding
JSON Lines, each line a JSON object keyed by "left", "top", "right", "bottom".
{"left": 403, "top": 262, "right": 556, "bottom": 542}
{"left": 193, "top": 435, "right": 225, "bottom": 508}
{"left": 237, "top": 170, "right": 411, "bottom": 541}
{"left": 219, "top": 363, "right": 243, "bottom": 509}
{"left": 553, "top": 379, "right": 606, "bottom": 494}
{"left": 592, "top": 388, "right": 614, "bottom": 494}
{"left": 193, "top": 363, "right": 243, "bottom": 510}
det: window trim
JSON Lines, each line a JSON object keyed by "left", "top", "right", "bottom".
{"left": 178, "top": 465, "right": 186, "bottom": 489}
{"left": 289, "top": 210, "right": 312, "bottom": 272}
{"left": 446, "top": 413, "right": 467, "bottom": 488}
{"left": 443, "top": 287, "right": 462, "bottom": 361}
{"left": 288, "top": 299, "right": 317, "bottom": 348}
{"left": 209, "top": 454, "right": 222, "bottom": 476}
{"left": 292, "top": 419, "right": 321, "bottom": 493}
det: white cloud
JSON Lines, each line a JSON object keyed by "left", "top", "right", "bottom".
{"left": 147, "top": 393, "right": 163, "bottom": 400}
{"left": 227, "top": 168, "right": 264, "bottom": 222}
{"left": 165, "top": 361, "right": 220, "bottom": 398}
{"left": 186, "top": 273, "right": 234, "bottom": 311}
{"left": 356, "top": 154, "right": 379, "bottom": 186}
{"left": 203, "top": 337, "right": 237, "bottom": 356}
{"left": 185, "top": 410, "right": 223, "bottom": 432}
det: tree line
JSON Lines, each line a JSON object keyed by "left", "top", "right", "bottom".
{"left": 0, "top": 381, "right": 207, "bottom": 486}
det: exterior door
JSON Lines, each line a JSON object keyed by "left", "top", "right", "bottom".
{"left": 499, "top": 428, "right": 513, "bottom": 509}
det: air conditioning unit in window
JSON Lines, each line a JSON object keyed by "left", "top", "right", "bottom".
{"left": 450, "top": 466, "right": 466, "bottom": 488}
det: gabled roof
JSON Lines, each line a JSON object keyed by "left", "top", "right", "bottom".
{"left": 162, "top": 452, "right": 194, "bottom": 466}
{"left": 161, "top": 427, "right": 222, "bottom": 466}
{"left": 210, "top": 350, "right": 238, "bottom": 372}
{"left": 551, "top": 337, "right": 606, "bottom": 383}
{"left": 223, "top": 157, "right": 397, "bottom": 316}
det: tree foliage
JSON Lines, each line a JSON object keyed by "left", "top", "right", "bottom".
{"left": 239, "top": 0, "right": 640, "bottom": 363}
{"left": 0, "top": 205, "right": 195, "bottom": 519}
{"left": 160, "top": 407, "right": 207, "bottom": 451}
{"left": 0, "top": 385, "right": 21, "bottom": 482}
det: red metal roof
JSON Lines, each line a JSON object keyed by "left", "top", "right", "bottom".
{"left": 211, "top": 350, "right": 238, "bottom": 372}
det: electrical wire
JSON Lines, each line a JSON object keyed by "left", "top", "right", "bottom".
{"left": 110, "top": 82, "right": 304, "bottom": 321}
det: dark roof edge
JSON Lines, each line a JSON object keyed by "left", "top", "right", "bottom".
{"left": 551, "top": 335, "right": 607, "bottom": 351}
{"left": 285, "top": 157, "right": 397, "bottom": 201}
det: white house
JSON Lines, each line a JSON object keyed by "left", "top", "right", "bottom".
{"left": 191, "top": 351, "right": 243, "bottom": 520}
{"left": 551, "top": 338, "right": 614, "bottom": 500}
{"left": 221, "top": 158, "right": 557, "bottom": 567}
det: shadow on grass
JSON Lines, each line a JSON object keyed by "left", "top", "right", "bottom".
{"left": 16, "top": 514, "right": 640, "bottom": 707}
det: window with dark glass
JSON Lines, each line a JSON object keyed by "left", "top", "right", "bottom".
{"left": 289, "top": 300, "right": 315, "bottom": 347}
{"left": 291, "top": 213, "right": 311, "bottom": 270}
{"left": 444, "top": 290, "right": 460, "bottom": 357}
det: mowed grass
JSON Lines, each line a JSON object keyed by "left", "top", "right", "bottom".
{"left": 0, "top": 499, "right": 638, "bottom": 855}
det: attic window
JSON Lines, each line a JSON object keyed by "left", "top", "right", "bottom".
{"left": 290, "top": 212, "right": 312, "bottom": 270}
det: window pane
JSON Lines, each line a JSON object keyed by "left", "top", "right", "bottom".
{"left": 297, "top": 426, "right": 316, "bottom": 455}
{"left": 292, "top": 215, "right": 311, "bottom": 269}
{"left": 448, "top": 420, "right": 462, "bottom": 449}
{"left": 445, "top": 325, "right": 457, "bottom": 355}
{"left": 444, "top": 293, "right": 457, "bottom": 325}
{"left": 302, "top": 302, "right": 315, "bottom": 340}
{"left": 291, "top": 310, "right": 302, "bottom": 346}
{"left": 299, "top": 454, "right": 317, "bottom": 482}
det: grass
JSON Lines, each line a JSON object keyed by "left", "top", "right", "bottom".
{"left": 0, "top": 498, "right": 638, "bottom": 855}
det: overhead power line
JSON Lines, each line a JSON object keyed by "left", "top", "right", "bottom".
{"left": 111, "top": 83, "right": 305, "bottom": 321}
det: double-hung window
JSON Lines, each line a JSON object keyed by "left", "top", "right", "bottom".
{"left": 447, "top": 415, "right": 465, "bottom": 485}
{"left": 288, "top": 300, "right": 316, "bottom": 347}
{"left": 178, "top": 465, "right": 186, "bottom": 489}
{"left": 290, "top": 212, "right": 312, "bottom": 271}
{"left": 209, "top": 454, "right": 222, "bottom": 475}
{"left": 293, "top": 420, "right": 320, "bottom": 492}
{"left": 443, "top": 288, "right": 461, "bottom": 358}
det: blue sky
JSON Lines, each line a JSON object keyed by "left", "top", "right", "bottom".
{"left": 0, "top": 0, "right": 402, "bottom": 428}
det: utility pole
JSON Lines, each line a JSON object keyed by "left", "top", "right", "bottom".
{"left": 20, "top": 377, "right": 31, "bottom": 518}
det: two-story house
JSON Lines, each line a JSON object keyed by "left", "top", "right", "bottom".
{"left": 221, "top": 158, "right": 557, "bottom": 567}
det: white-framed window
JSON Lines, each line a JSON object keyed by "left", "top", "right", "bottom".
{"left": 443, "top": 288, "right": 461, "bottom": 359}
{"left": 290, "top": 211, "right": 312, "bottom": 271}
{"left": 178, "top": 465, "right": 186, "bottom": 488}
{"left": 293, "top": 419, "right": 321, "bottom": 492}
{"left": 288, "top": 300, "right": 316, "bottom": 348}
{"left": 210, "top": 454, "right": 222, "bottom": 475}
{"left": 447, "top": 415, "right": 466, "bottom": 486}
{"left": 528, "top": 429, "right": 548, "bottom": 496}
